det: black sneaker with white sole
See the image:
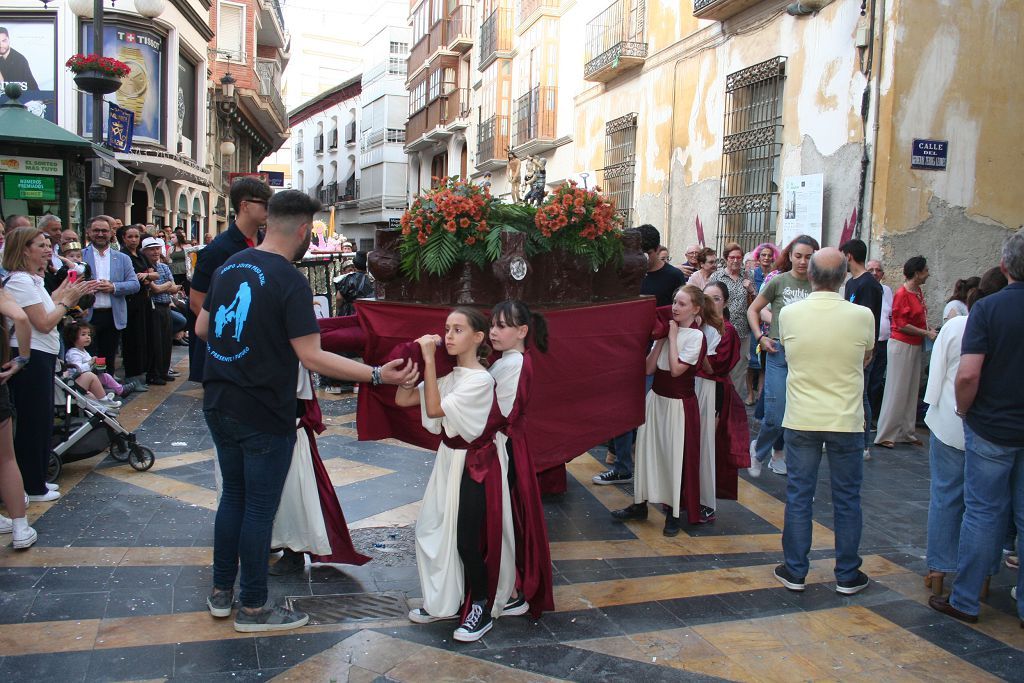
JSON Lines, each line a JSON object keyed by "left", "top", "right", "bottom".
{"left": 234, "top": 604, "right": 309, "bottom": 633}
{"left": 501, "top": 594, "right": 530, "bottom": 617}
{"left": 592, "top": 470, "right": 632, "bottom": 485}
{"left": 774, "top": 564, "right": 806, "bottom": 592}
{"left": 453, "top": 600, "right": 492, "bottom": 642}
{"left": 408, "top": 607, "right": 459, "bottom": 624}
{"left": 836, "top": 571, "right": 870, "bottom": 595}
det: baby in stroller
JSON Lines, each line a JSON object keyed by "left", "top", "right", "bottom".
{"left": 62, "top": 321, "right": 138, "bottom": 408}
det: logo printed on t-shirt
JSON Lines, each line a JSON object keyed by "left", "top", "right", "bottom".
{"left": 209, "top": 262, "right": 265, "bottom": 363}
{"left": 782, "top": 286, "right": 809, "bottom": 306}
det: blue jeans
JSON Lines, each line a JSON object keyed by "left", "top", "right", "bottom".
{"left": 170, "top": 308, "right": 187, "bottom": 335}
{"left": 782, "top": 429, "right": 864, "bottom": 581}
{"left": 206, "top": 408, "right": 297, "bottom": 608}
{"left": 610, "top": 374, "right": 654, "bottom": 476}
{"left": 926, "top": 434, "right": 965, "bottom": 573}
{"left": 950, "top": 425, "right": 1024, "bottom": 619}
{"left": 754, "top": 344, "right": 788, "bottom": 463}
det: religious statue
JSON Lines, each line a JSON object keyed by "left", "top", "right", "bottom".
{"left": 507, "top": 148, "right": 521, "bottom": 204}
{"left": 523, "top": 157, "right": 547, "bottom": 207}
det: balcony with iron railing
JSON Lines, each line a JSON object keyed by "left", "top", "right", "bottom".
{"left": 254, "top": 59, "right": 287, "bottom": 126}
{"left": 295, "top": 144, "right": 303, "bottom": 162}
{"left": 478, "top": 7, "right": 513, "bottom": 71}
{"left": 345, "top": 120, "right": 357, "bottom": 146}
{"left": 476, "top": 114, "right": 510, "bottom": 172}
{"left": 447, "top": 2, "right": 474, "bottom": 53}
{"left": 314, "top": 134, "right": 324, "bottom": 155}
{"left": 340, "top": 177, "right": 358, "bottom": 204}
{"left": 519, "top": 0, "right": 560, "bottom": 29}
{"left": 328, "top": 129, "right": 338, "bottom": 150}
{"left": 310, "top": 183, "right": 322, "bottom": 203}
{"left": 584, "top": 0, "right": 648, "bottom": 83}
{"left": 319, "top": 181, "right": 339, "bottom": 206}
{"left": 513, "top": 86, "right": 557, "bottom": 156}
{"left": 692, "top": 0, "right": 765, "bottom": 21}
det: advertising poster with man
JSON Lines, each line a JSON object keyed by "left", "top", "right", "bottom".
{"left": 82, "top": 22, "right": 163, "bottom": 145}
{"left": 0, "top": 17, "right": 57, "bottom": 122}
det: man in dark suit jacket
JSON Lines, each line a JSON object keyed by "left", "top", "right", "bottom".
{"left": 82, "top": 217, "right": 140, "bottom": 376}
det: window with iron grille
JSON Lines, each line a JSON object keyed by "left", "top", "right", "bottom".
{"left": 715, "top": 56, "right": 786, "bottom": 255}
{"left": 601, "top": 112, "right": 637, "bottom": 227}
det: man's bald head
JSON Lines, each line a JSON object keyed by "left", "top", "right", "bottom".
{"left": 809, "top": 247, "right": 848, "bottom": 292}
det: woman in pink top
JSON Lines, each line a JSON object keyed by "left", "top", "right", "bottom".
{"left": 874, "top": 256, "right": 937, "bottom": 448}
{"left": 686, "top": 247, "right": 717, "bottom": 290}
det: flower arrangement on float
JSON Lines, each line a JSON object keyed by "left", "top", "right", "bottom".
{"left": 533, "top": 180, "right": 624, "bottom": 269}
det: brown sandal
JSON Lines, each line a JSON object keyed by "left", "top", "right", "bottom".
{"left": 924, "top": 571, "right": 945, "bottom": 596}
{"left": 908, "top": 438, "right": 924, "bottom": 447}
{"left": 877, "top": 441, "right": 895, "bottom": 449}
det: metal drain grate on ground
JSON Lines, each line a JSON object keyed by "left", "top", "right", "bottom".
{"left": 286, "top": 591, "right": 408, "bottom": 625}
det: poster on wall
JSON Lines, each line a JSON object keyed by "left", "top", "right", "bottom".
{"left": 780, "top": 173, "right": 824, "bottom": 246}
{"left": 0, "top": 16, "right": 57, "bottom": 121}
{"left": 82, "top": 23, "right": 163, "bottom": 145}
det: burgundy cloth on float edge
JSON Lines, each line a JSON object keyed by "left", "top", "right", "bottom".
{"left": 319, "top": 299, "right": 657, "bottom": 493}
{"left": 301, "top": 395, "right": 371, "bottom": 566}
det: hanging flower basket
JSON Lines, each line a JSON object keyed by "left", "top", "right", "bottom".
{"left": 66, "top": 54, "right": 130, "bottom": 95}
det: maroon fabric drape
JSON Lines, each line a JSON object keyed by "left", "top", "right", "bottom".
{"left": 332, "top": 299, "right": 656, "bottom": 492}
{"left": 301, "top": 396, "right": 371, "bottom": 566}
{"left": 504, "top": 351, "right": 555, "bottom": 617}
{"left": 318, "top": 314, "right": 368, "bottom": 356}
{"left": 694, "top": 322, "right": 751, "bottom": 500}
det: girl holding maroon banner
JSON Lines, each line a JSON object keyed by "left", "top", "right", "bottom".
{"left": 487, "top": 300, "right": 554, "bottom": 619}
{"left": 394, "top": 307, "right": 516, "bottom": 643}
{"left": 614, "top": 285, "right": 707, "bottom": 535}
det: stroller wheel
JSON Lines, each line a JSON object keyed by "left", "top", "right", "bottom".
{"left": 47, "top": 451, "right": 63, "bottom": 484}
{"left": 110, "top": 437, "right": 131, "bottom": 462}
{"left": 128, "top": 445, "right": 155, "bottom": 472}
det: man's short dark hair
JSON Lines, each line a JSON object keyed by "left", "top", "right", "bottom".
{"left": 840, "top": 239, "right": 867, "bottom": 265}
{"left": 267, "top": 190, "right": 321, "bottom": 228}
{"left": 228, "top": 177, "right": 273, "bottom": 213}
{"left": 0, "top": 28, "right": 9, "bottom": 38}
{"left": 903, "top": 255, "right": 927, "bottom": 279}
{"left": 637, "top": 224, "right": 661, "bottom": 252}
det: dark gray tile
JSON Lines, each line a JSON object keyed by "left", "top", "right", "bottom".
{"left": 173, "top": 637, "right": 260, "bottom": 676}
{"left": 371, "top": 623, "right": 488, "bottom": 652}
{"left": 110, "top": 565, "right": 183, "bottom": 589}
{"left": 569, "top": 649, "right": 727, "bottom": 682}
{"left": 480, "top": 616, "right": 556, "bottom": 648}
{"left": 541, "top": 608, "right": 625, "bottom": 641}
{"left": 908, "top": 621, "right": 1007, "bottom": 657}
{"left": 659, "top": 594, "right": 739, "bottom": 625}
{"left": 599, "top": 601, "right": 685, "bottom": 634}
{"left": 960, "top": 646, "right": 1024, "bottom": 682}
{"left": 0, "top": 567, "right": 47, "bottom": 591}
{"left": 253, "top": 631, "right": 348, "bottom": 669}
{"left": 716, "top": 587, "right": 802, "bottom": 617}
{"left": 27, "top": 590, "right": 110, "bottom": 622}
{"left": 35, "top": 566, "right": 115, "bottom": 593}
{"left": 471, "top": 643, "right": 592, "bottom": 679}
{"left": 84, "top": 643, "right": 175, "bottom": 681}
{"left": 0, "top": 650, "right": 90, "bottom": 682}
{"left": 103, "top": 587, "right": 174, "bottom": 618}
{"left": 0, "top": 589, "right": 37, "bottom": 623}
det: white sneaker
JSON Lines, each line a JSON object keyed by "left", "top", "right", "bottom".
{"left": 1012, "top": 586, "right": 1017, "bottom": 600}
{"left": 12, "top": 525, "right": 37, "bottom": 549}
{"left": 0, "top": 514, "right": 11, "bottom": 534}
{"left": 104, "top": 392, "right": 116, "bottom": 402}
{"left": 26, "top": 490, "right": 61, "bottom": 503}
{"left": 748, "top": 441, "right": 762, "bottom": 478}
{"left": 768, "top": 457, "right": 788, "bottom": 475}
{"left": 46, "top": 482, "right": 59, "bottom": 491}
{"left": 863, "top": 448, "right": 872, "bottom": 461}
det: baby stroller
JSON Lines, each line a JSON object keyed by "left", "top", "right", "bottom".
{"left": 50, "top": 365, "right": 155, "bottom": 482}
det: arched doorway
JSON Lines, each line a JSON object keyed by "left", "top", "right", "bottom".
{"left": 131, "top": 187, "right": 149, "bottom": 226}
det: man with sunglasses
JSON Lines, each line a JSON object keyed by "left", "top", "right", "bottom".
{"left": 189, "top": 177, "right": 273, "bottom": 381}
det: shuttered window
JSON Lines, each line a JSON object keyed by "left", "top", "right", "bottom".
{"left": 218, "top": 2, "right": 246, "bottom": 62}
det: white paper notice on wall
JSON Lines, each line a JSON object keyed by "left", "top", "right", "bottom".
{"left": 780, "top": 173, "right": 824, "bottom": 247}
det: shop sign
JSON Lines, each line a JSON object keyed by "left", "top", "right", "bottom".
{"left": 912, "top": 139, "right": 948, "bottom": 170}
{"left": 4, "top": 174, "right": 57, "bottom": 200}
{"left": 0, "top": 155, "right": 63, "bottom": 176}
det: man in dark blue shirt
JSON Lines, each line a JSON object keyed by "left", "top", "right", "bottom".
{"left": 196, "top": 190, "right": 416, "bottom": 633}
{"left": 930, "top": 228, "right": 1024, "bottom": 627}
{"left": 188, "top": 176, "right": 272, "bottom": 381}
{"left": 841, "top": 239, "right": 884, "bottom": 458}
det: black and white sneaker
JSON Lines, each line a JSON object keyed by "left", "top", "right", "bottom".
{"left": 774, "top": 564, "right": 806, "bottom": 592}
{"left": 836, "top": 571, "right": 870, "bottom": 595}
{"left": 453, "top": 600, "right": 492, "bottom": 642}
{"left": 592, "top": 470, "right": 632, "bottom": 485}
{"left": 407, "top": 607, "right": 459, "bottom": 624}
{"left": 501, "top": 594, "right": 530, "bottom": 617}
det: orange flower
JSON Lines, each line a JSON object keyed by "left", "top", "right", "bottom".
{"left": 446, "top": 220, "right": 457, "bottom": 233}
{"left": 459, "top": 217, "right": 470, "bottom": 228}
{"left": 466, "top": 236, "right": 476, "bottom": 245}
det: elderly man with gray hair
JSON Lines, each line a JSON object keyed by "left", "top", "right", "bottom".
{"left": 773, "top": 247, "right": 876, "bottom": 596}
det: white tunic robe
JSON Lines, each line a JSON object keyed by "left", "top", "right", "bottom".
{"left": 415, "top": 367, "right": 500, "bottom": 618}
{"left": 695, "top": 325, "right": 721, "bottom": 511}
{"left": 633, "top": 327, "right": 705, "bottom": 517}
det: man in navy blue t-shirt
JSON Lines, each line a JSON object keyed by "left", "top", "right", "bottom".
{"left": 196, "top": 190, "right": 416, "bottom": 633}
{"left": 930, "top": 228, "right": 1024, "bottom": 626}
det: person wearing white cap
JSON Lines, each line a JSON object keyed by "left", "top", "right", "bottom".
{"left": 141, "top": 237, "right": 181, "bottom": 384}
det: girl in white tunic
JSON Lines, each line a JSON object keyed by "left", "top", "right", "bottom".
{"left": 694, "top": 289, "right": 725, "bottom": 524}
{"left": 616, "top": 286, "right": 707, "bottom": 535}
{"left": 395, "top": 307, "right": 512, "bottom": 643}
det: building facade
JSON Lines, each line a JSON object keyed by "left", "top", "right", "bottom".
{"left": 404, "top": 0, "right": 1024, "bottom": 320}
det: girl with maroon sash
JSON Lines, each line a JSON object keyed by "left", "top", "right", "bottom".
{"left": 488, "top": 300, "right": 555, "bottom": 619}
{"left": 702, "top": 282, "right": 752, "bottom": 502}
{"left": 615, "top": 285, "right": 707, "bottom": 535}
{"left": 395, "top": 308, "right": 516, "bottom": 643}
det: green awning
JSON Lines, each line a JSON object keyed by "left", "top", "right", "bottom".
{"left": 0, "top": 100, "right": 96, "bottom": 150}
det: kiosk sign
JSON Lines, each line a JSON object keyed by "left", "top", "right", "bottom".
{"left": 912, "top": 139, "right": 948, "bottom": 170}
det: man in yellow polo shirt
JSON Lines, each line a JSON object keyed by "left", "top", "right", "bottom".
{"left": 774, "top": 247, "right": 875, "bottom": 596}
